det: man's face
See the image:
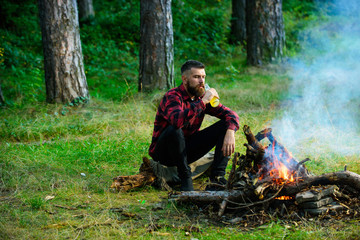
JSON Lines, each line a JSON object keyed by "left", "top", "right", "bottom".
{"left": 182, "top": 68, "right": 206, "bottom": 98}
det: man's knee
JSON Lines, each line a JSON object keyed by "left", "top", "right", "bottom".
{"left": 154, "top": 125, "right": 186, "bottom": 165}
{"left": 164, "top": 125, "right": 184, "bottom": 141}
{"left": 213, "top": 119, "right": 228, "bottom": 140}
{"left": 218, "top": 119, "right": 228, "bottom": 130}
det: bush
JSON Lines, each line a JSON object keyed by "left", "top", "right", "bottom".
{"left": 173, "top": 0, "right": 232, "bottom": 61}
{"left": 283, "top": 0, "right": 331, "bottom": 56}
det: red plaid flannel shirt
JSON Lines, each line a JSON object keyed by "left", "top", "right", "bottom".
{"left": 149, "top": 83, "right": 240, "bottom": 158}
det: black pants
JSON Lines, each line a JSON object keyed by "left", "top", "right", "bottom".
{"left": 152, "top": 120, "right": 229, "bottom": 180}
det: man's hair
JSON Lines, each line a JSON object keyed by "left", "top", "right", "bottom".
{"left": 181, "top": 60, "right": 205, "bottom": 75}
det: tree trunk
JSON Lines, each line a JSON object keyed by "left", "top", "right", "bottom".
{"left": 38, "top": 0, "right": 89, "bottom": 104}
{"left": 78, "top": 0, "right": 95, "bottom": 22}
{"left": 139, "top": 0, "right": 174, "bottom": 92}
{"left": 0, "top": 84, "right": 5, "bottom": 105}
{"left": 229, "top": 0, "right": 246, "bottom": 45}
{"left": 246, "top": 0, "right": 285, "bottom": 66}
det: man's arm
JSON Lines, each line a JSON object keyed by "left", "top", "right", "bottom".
{"left": 204, "top": 100, "right": 239, "bottom": 156}
{"left": 205, "top": 102, "right": 239, "bottom": 132}
{"left": 222, "top": 129, "right": 235, "bottom": 156}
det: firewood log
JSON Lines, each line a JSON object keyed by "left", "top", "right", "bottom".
{"left": 169, "top": 190, "right": 251, "bottom": 204}
{"left": 277, "top": 170, "right": 360, "bottom": 196}
{"left": 111, "top": 157, "right": 156, "bottom": 192}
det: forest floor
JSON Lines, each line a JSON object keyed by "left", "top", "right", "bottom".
{"left": 1, "top": 65, "right": 360, "bottom": 239}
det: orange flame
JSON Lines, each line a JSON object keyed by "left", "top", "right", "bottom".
{"left": 264, "top": 143, "right": 296, "bottom": 185}
{"left": 275, "top": 196, "right": 293, "bottom": 200}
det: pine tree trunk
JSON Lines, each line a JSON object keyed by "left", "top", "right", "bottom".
{"left": 78, "top": 0, "right": 95, "bottom": 22}
{"left": 139, "top": 0, "right": 174, "bottom": 92}
{"left": 229, "top": 0, "right": 246, "bottom": 45}
{"left": 38, "top": 0, "right": 89, "bottom": 103}
{"left": 0, "top": 84, "right": 5, "bottom": 105}
{"left": 246, "top": 0, "right": 285, "bottom": 66}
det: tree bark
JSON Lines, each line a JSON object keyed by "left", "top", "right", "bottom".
{"left": 0, "top": 84, "right": 5, "bottom": 105}
{"left": 78, "top": 0, "right": 95, "bottom": 22}
{"left": 229, "top": 0, "right": 246, "bottom": 45}
{"left": 139, "top": 0, "right": 174, "bottom": 92}
{"left": 170, "top": 190, "right": 249, "bottom": 203}
{"left": 38, "top": 0, "right": 89, "bottom": 104}
{"left": 246, "top": 0, "right": 285, "bottom": 66}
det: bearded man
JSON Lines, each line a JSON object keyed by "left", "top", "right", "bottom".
{"left": 149, "top": 60, "right": 240, "bottom": 191}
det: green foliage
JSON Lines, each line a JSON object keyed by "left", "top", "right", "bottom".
{"left": 0, "top": 0, "right": 42, "bottom": 69}
{"left": 172, "top": 0, "right": 232, "bottom": 61}
{"left": 60, "top": 96, "right": 90, "bottom": 116}
{"left": 26, "top": 197, "right": 44, "bottom": 210}
{"left": 94, "top": 0, "right": 140, "bottom": 46}
{"left": 283, "top": 0, "right": 332, "bottom": 56}
{"left": 79, "top": 0, "right": 140, "bottom": 102}
{"left": 0, "top": 0, "right": 44, "bottom": 106}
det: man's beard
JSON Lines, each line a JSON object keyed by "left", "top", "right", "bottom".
{"left": 187, "top": 84, "right": 205, "bottom": 98}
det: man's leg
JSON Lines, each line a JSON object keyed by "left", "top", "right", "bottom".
{"left": 152, "top": 125, "right": 194, "bottom": 191}
{"left": 186, "top": 120, "right": 229, "bottom": 180}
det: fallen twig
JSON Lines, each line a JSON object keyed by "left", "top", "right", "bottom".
{"left": 76, "top": 219, "right": 113, "bottom": 230}
{"left": 53, "top": 204, "right": 77, "bottom": 210}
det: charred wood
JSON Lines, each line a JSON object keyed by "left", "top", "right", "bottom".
{"left": 243, "top": 125, "right": 265, "bottom": 170}
{"left": 227, "top": 152, "right": 240, "bottom": 190}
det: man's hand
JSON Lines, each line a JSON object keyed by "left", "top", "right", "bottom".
{"left": 222, "top": 129, "right": 235, "bottom": 156}
{"left": 202, "top": 87, "right": 219, "bottom": 105}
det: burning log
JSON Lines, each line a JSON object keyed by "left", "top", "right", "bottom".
{"left": 277, "top": 170, "right": 360, "bottom": 196}
{"left": 238, "top": 125, "right": 311, "bottom": 185}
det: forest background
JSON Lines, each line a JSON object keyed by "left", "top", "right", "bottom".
{"left": 1, "top": 0, "right": 360, "bottom": 239}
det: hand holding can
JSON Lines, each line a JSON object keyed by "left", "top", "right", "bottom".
{"left": 205, "top": 84, "right": 220, "bottom": 107}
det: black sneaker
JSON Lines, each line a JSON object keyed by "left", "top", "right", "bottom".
{"left": 205, "top": 176, "right": 227, "bottom": 191}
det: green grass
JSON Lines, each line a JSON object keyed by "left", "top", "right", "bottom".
{"left": 1, "top": 0, "right": 360, "bottom": 237}
{"left": 1, "top": 61, "right": 360, "bottom": 239}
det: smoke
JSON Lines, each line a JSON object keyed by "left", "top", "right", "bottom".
{"left": 271, "top": 0, "right": 360, "bottom": 156}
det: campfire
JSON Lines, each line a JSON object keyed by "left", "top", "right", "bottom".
{"left": 169, "top": 125, "right": 360, "bottom": 223}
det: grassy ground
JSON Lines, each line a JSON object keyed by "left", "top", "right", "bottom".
{"left": 1, "top": 59, "right": 360, "bottom": 239}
